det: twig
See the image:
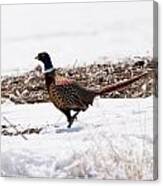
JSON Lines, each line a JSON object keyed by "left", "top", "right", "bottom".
{"left": 2, "top": 116, "right": 28, "bottom": 140}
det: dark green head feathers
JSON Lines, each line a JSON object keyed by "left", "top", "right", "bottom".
{"left": 35, "top": 52, "right": 53, "bottom": 71}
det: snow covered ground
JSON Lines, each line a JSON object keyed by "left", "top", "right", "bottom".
{"left": 1, "top": 97, "right": 154, "bottom": 180}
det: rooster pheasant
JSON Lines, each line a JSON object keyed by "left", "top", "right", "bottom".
{"left": 35, "top": 52, "right": 147, "bottom": 128}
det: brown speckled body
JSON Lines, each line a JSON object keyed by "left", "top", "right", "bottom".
{"left": 46, "top": 71, "right": 96, "bottom": 112}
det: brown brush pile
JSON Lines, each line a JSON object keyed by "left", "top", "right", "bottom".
{"left": 1, "top": 57, "right": 157, "bottom": 104}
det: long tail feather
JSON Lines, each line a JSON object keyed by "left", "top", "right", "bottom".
{"left": 97, "top": 72, "right": 148, "bottom": 96}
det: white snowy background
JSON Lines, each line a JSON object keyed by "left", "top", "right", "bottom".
{"left": 1, "top": 1, "right": 156, "bottom": 180}
{"left": 1, "top": 1, "right": 153, "bottom": 75}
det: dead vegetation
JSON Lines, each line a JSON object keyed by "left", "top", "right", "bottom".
{"left": 1, "top": 56, "right": 157, "bottom": 104}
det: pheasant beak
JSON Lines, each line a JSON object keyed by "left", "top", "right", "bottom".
{"left": 35, "top": 56, "right": 38, "bottom": 60}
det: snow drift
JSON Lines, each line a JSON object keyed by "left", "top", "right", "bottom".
{"left": 1, "top": 97, "right": 155, "bottom": 180}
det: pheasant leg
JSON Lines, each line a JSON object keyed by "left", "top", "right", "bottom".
{"left": 67, "top": 111, "right": 80, "bottom": 128}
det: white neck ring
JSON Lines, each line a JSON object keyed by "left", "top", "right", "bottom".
{"left": 44, "top": 67, "right": 54, "bottom": 74}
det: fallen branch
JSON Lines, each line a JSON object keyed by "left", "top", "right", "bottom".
{"left": 2, "top": 116, "right": 28, "bottom": 140}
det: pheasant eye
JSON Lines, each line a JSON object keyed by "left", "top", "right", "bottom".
{"left": 41, "top": 54, "right": 45, "bottom": 58}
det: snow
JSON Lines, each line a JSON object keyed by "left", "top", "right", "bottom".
{"left": 1, "top": 1, "right": 153, "bottom": 75}
{"left": 1, "top": 97, "right": 155, "bottom": 180}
